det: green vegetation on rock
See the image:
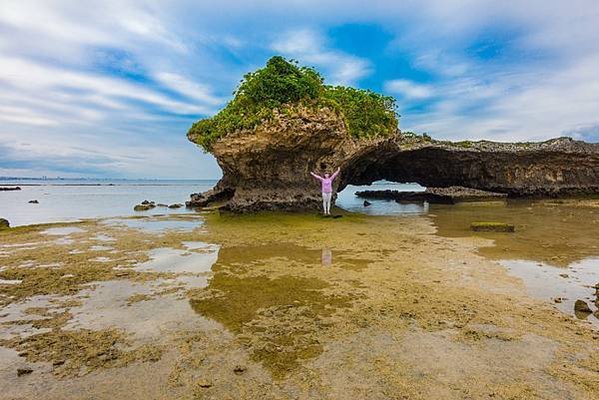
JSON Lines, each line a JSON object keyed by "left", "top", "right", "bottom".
{"left": 470, "top": 221, "right": 515, "bottom": 232}
{"left": 188, "top": 56, "right": 398, "bottom": 151}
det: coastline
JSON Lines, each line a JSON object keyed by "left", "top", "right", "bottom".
{"left": 1, "top": 203, "right": 598, "bottom": 399}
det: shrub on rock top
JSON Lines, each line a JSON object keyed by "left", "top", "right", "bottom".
{"left": 188, "top": 56, "right": 399, "bottom": 151}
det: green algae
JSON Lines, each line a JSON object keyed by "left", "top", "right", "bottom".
{"left": 470, "top": 221, "right": 515, "bottom": 232}
{"left": 0, "top": 328, "right": 163, "bottom": 377}
{"left": 189, "top": 268, "right": 354, "bottom": 378}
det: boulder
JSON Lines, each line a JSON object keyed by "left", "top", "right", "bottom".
{"left": 0, "top": 218, "right": 9, "bottom": 230}
{"left": 363, "top": 200, "right": 372, "bottom": 207}
{"left": 134, "top": 204, "right": 153, "bottom": 211}
{"left": 574, "top": 299, "right": 592, "bottom": 314}
{"left": 168, "top": 203, "right": 183, "bottom": 209}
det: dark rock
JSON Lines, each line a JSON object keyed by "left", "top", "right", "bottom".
{"left": 17, "top": 367, "right": 33, "bottom": 376}
{"left": 168, "top": 203, "right": 183, "bottom": 209}
{"left": 233, "top": 365, "right": 247, "bottom": 375}
{"left": 470, "top": 222, "right": 515, "bottom": 232}
{"left": 0, "top": 186, "right": 21, "bottom": 191}
{"left": 186, "top": 105, "right": 599, "bottom": 212}
{"left": 0, "top": 218, "right": 9, "bottom": 230}
{"left": 28, "top": 200, "right": 39, "bottom": 204}
{"left": 357, "top": 186, "right": 507, "bottom": 204}
{"left": 195, "top": 379, "right": 212, "bottom": 388}
{"left": 133, "top": 204, "right": 153, "bottom": 211}
{"left": 156, "top": 203, "right": 168, "bottom": 207}
{"left": 574, "top": 299, "right": 592, "bottom": 314}
{"left": 363, "top": 200, "right": 372, "bottom": 207}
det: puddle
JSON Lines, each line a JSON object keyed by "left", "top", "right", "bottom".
{"left": 66, "top": 280, "right": 215, "bottom": 341}
{"left": 502, "top": 258, "right": 599, "bottom": 325}
{"left": 102, "top": 218, "right": 202, "bottom": 233}
{"left": 54, "top": 237, "right": 74, "bottom": 245}
{"left": 92, "top": 257, "right": 112, "bottom": 263}
{"left": 0, "top": 279, "right": 22, "bottom": 285}
{"left": 93, "top": 234, "right": 115, "bottom": 242}
{"left": 136, "top": 246, "right": 219, "bottom": 274}
{"left": 42, "top": 227, "right": 85, "bottom": 236}
{"left": 89, "top": 245, "right": 113, "bottom": 251}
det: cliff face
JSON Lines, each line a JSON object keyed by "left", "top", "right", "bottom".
{"left": 187, "top": 106, "right": 599, "bottom": 211}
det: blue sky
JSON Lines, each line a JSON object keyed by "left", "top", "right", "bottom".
{"left": 1, "top": 0, "right": 598, "bottom": 179}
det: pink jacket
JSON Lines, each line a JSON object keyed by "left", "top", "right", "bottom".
{"left": 311, "top": 169, "right": 340, "bottom": 193}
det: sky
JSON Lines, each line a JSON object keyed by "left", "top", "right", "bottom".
{"left": 1, "top": 0, "right": 599, "bottom": 179}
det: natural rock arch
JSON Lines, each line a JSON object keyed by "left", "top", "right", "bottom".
{"left": 187, "top": 106, "right": 599, "bottom": 212}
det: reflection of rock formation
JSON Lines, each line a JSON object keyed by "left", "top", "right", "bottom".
{"left": 187, "top": 106, "right": 599, "bottom": 211}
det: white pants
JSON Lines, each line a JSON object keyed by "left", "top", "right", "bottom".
{"left": 322, "top": 192, "right": 332, "bottom": 214}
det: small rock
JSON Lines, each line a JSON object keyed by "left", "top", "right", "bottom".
{"left": 233, "top": 365, "right": 247, "bottom": 375}
{"left": 28, "top": 200, "right": 39, "bottom": 204}
{"left": 363, "top": 200, "right": 372, "bottom": 207}
{"left": 156, "top": 203, "right": 168, "bottom": 207}
{"left": 574, "top": 299, "right": 592, "bottom": 314}
{"left": 17, "top": 367, "right": 33, "bottom": 376}
{"left": 0, "top": 218, "right": 9, "bottom": 230}
{"left": 52, "top": 360, "right": 65, "bottom": 366}
{"left": 554, "top": 297, "right": 563, "bottom": 303}
{"left": 559, "top": 273, "right": 569, "bottom": 278}
{"left": 470, "top": 222, "right": 515, "bottom": 232}
{"left": 134, "top": 204, "right": 154, "bottom": 211}
{"left": 168, "top": 203, "right": 183, "bottom": 209}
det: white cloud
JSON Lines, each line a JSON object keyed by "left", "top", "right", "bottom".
{"left": 154, "top": 72, "right": 223, "bottom": 106}
{"left": 385, "top": 80, "right": 433, "bottom": 99}
{"left": 271, "top": 29, "right": 370, "bottom": 86}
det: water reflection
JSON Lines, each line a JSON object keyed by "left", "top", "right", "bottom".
{"left": 321, "top": 248, "right": 332, "bottom": 266}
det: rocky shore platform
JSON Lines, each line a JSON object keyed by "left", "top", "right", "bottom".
{"left": 356, "top": 186, "right": 508, "bottom": 204}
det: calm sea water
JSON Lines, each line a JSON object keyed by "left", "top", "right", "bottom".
{"left": 0, "top": 179, "right": 216, "bottom": 227}
{"left": 0, "top": 179, "right": 425, "bottom": 226}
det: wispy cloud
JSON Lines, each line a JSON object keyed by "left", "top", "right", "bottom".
{"left": 272, "top": 29, "right": 370, "bottom": 86}
{"left": 1, "top": 0, "right": 598, "bottom": 178}
{"left": 385, "top": 80, "right": 434, "bottom": 99}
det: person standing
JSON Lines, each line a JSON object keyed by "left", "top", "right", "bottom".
{"left": 310, "top": 167, "right": 340, "bottom": 215}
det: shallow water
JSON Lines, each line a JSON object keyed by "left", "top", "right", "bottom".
{"left": 136, "top": 246, "right": 219, "bottom": 274}
{"left": 102, "top": 217, "right": 203, "bottom": 233}
{"left": 429, "top": 200, "right": 599, "bottom": 323}
{"left": 502, "top": 258, "right": 599, "bottom": 323}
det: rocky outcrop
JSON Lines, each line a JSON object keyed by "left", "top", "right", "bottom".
{"left": 187, "top": 106, "right": 599, "bottom": 212}
{"left": 356, "top": 186, "right": 508, "bottom": 204}
{"left": 0, "top": 218, "right": 9, "bottom": 230}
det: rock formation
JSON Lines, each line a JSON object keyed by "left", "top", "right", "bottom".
{"left": 187, "top": 105, "right": 599, "bottom": 212}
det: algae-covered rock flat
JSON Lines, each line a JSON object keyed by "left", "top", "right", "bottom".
{"left": 1, "top": 202, "right": 598, "bottom": 399}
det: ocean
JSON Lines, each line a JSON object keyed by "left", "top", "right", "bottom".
{"left": 0, "top": 179, "right": 426, "bottom": 226}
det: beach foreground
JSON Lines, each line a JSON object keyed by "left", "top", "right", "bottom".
{"left": 0, "top": 201, "right": 598, "bottom": 399}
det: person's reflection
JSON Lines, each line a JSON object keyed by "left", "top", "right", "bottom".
{"left": 321, "top": 248, "right": 332, "bottom": 266}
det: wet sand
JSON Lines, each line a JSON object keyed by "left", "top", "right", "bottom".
{"left": 0, "top": 202, "right": 598, "bottom": 399}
